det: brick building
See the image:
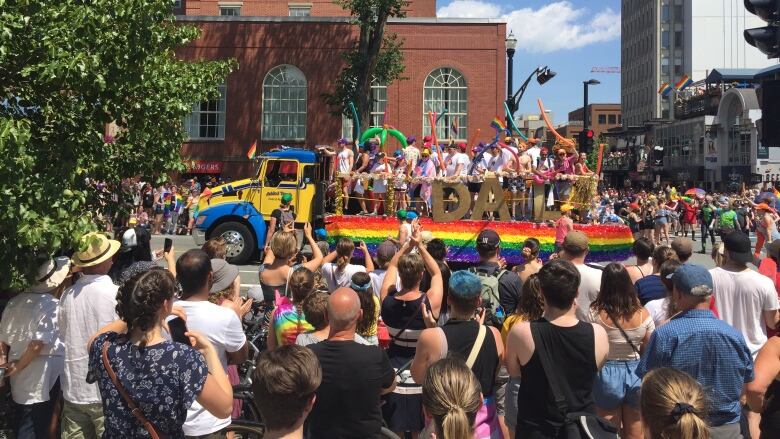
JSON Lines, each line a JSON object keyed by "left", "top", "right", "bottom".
{"left": 566, "top": 104, "right": 622, "bottom": 138}
{"left": 175, "top": 1, "right": 507, "bottom": 179}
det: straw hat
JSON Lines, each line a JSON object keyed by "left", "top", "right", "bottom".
{"left": 72, "top": 232, "right": 121, "bottom": 268}
{"left": 29, "top": 257, "right": 72, "bottom": 293}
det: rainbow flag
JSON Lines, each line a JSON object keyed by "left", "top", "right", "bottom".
{"left": 450, "top": 118, "right": 459, "bottom": 137}
{"left": 490, "top": 117, "right": 505, "bottom": 133}
{"left": 325, "top": 216, "right": 634, "bottom": 264}
{"left": 658, "top": 83, "right": 672, "bottom": 97}
{"left": 246, "top": 140, "right": 257, "bottom": 160}
{"left": 773, "top": 187, "right": 780, "bottom": 198}
{"left": 675, "top": 74, "right": 693, "bottom": 91}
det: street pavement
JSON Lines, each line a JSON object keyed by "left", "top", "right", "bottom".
{"left": 152, "top": 230, "right": 743, "bottom": 291}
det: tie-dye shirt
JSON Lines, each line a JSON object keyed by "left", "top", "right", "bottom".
{"left": 272, "top": 295, "right": 314, "bottom": 347}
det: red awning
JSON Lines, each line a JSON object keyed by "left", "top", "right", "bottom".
{"left": 187, "top": 160, "right": 223, "bottom": 174}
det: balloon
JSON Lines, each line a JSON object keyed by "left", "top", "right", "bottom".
{"left": 538, "top": 99, "right": 575, "bottom": 148}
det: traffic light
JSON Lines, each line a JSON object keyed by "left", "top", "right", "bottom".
{"left": 579, "top": 129, "right": 595, "bottom": 153}
{"left": 745, "top": 0, "right": 780, "bottom": 58}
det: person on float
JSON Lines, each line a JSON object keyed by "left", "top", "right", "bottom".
{"left": 370, "top": 152, "right": 392, "bottom": 216}
{"left": 444, "top": 142, "right": 470, "bottom": 213}
{"left": 411, "top": 149, "right": 436, "bottom": 217}
{"left": 317, "top": 138, "right": 353, "bottom": 212}
{"left": 477, "top": 144, "right": 507, "bottom": 220}
{"left": 392, "top": 151, "right": 408, "bottom": 211}
{"left": 501, "top": 136, "right": 521, "bottom": 220}
{"left": 353, "top": 142, "right": 372, "bottom": 215}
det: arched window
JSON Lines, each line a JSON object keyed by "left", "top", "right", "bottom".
{"left": 423, "top": 67, "right": 467, "bottom": 141}
{"left": 342, "top": 80, "right": 387, "bottom": 139}
{"left": 262, "top": 65, "right": 307, "bottom": 141}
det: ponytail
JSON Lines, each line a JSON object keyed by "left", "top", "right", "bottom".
{"left": 641, "top": 368, "right": 709, "bottom": 439}
{"left": 422, "top": 358, "right": 482, "bottom": 439}
{"left": 335, "top": 238, "right": 354, "bottom": 273}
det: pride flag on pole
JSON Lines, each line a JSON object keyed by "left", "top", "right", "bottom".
{"left": 246, "top": 140, "right": 257, "bottom": 159}
{"left": 490, "top": 117, "right": 505, "bottom": 133}
{"left": 675, "top": 74, "right": 693, "bottom": 91}
{"left": 450, "top": 118, "right": 459, "bottom": 138}
{"left": 658, "top": 83, "right": 672, "bottom": 97}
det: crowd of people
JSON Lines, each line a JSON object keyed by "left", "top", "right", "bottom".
{"left": 3, "top": 197, "right": 780, "bottom": 439}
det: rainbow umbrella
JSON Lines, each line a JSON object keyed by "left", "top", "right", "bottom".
{"left": 684, "top": 188, "right": 706, "bottom": 197}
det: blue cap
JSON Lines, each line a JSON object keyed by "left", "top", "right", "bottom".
{"left": 667, "top": 263, "right": 713, "bottom": 296}
{"left": 406, "top": 211, "right": 418, "bottom": 220}
{"left": 406, "top": 136, "right": 416, "bottom": 144}
{"left": 393, "top": 150, "right": 403, "bottom": 158}
{"left": 314, "top": 228, "right": 328, "bottom": 240}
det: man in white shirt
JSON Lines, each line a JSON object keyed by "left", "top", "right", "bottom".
{"left": 59, "top": 232, "right": 120, "bottom": 438}
{"left": 710, "top": 232, "right": 779, "bottom": 357}
{"left": 0, "top": 257, "right": 70, "bottom": 438}
{"left": 175, "top": 249, "right": 248, "bottom": 438}
{"left": 558, "top": 231, "right": 602, "bottom": 321}
{"left": 445, "top": 143, "right": 470, "bottom": 178}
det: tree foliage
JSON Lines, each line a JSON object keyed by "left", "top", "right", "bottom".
{"left": 0, "top": 0, "right": 235, "bottom": 290}
{"left": 325, "top": 0, "right": 408, "bottom": 135}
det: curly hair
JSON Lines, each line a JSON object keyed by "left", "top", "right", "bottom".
{"left": 116, "top": 268, "right": 175, "bottom": 336}
{"left": 350, "top": 272, "right": 377, "bottom": 336}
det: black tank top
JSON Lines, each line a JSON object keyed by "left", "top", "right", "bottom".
{"left": 516, "top": 318, "right": 597, "bottom": 435}
{"left": 441, "top": 320, "right": 499, "bottom": 396}
{"left": 760, "top": 339, "right": 780, "bottom": 436}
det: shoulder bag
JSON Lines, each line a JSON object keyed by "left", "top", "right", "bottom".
{"left": 530, "top": 321, "right": 619, "bottom": 439}
{"left": 609, "top": 314, "right": 642, "bottom": 356}
{"left": 101, "top": 342, "right": 167, "bottom": 439}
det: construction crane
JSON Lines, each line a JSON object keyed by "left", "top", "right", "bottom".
{"left": 591, "top": 67, "right": 621, "bottom": 73}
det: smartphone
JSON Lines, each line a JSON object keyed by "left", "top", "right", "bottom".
{"left": 164, "top": 238, "right": 173, "bottom": 253}
{"left": 353, "top": 240, "right": 362, "bottom": 247}
{"left": 168, "top": 317, "right": 189, "bottom": 344}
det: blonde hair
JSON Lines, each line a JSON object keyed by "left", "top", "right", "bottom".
{"left": 641, "top": 368, "right": 709, "bottom": 439}
{"left": 422, "top": 358, "right": 482, "bottom": 439}
{"left": 271, "top": 231, "right": 298, "bottom": 261}
{"left": 711, "top": 243, "right": 725, "bottom": 267}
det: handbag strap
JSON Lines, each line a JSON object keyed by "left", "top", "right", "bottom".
{"left": 530, "top": 321, "right": 570, "bottom": 417}
{"left": 390, "top": 293, "right": 428, "bottom": 345}
{"left": 609, "top": 314, "right": 641, "bottom": 356}
{"left": 465, "top": 324, "right": 487, "bottom": 369}
{"left": 101, "top": 342, "right": 162, "bottom": 439}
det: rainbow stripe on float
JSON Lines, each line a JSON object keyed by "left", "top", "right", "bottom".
{"left": 325, "top": 215, "right": 634, "bottom": 264}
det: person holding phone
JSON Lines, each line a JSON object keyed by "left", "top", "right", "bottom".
{"left": 87, "top": 268, "right": 233, "bottom": 437}
{"left": 321, "top": 238, "right": 373, "bottom": 293}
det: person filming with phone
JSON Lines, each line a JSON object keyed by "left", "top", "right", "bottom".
{"left": 87, "top": 267, "right": 233, "bottom": 438}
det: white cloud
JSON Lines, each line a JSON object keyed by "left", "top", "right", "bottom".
{"left": 437, "top": 1, "right": 621, "bottom": 53}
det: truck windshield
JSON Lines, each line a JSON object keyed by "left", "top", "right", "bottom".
{"left": 264, "top": 160, "right": 298, "bottom": 187}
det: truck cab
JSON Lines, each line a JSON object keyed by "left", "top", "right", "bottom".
{"left": 192, "top": 148, "right": 327, "bottom": 264}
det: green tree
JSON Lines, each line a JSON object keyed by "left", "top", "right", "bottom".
{"left": 0, "top": 0, "right": 235, "bottom": 290}
{"left": 325, "top": 0, "right": 408, "bottom": 136}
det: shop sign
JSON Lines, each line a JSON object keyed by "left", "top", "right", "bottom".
{"left": 758, "top": 141, "right": 769, "bottom": 159}
{"left": 187, "top": 160, "right": 223, "bottom": 174}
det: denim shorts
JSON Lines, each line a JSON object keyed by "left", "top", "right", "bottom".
{"left": 593, "top": 359, "right": 641, "bottom": 410}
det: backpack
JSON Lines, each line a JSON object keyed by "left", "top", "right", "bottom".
{"left": 468, "top": 266, "right": 508, "bottom": 327}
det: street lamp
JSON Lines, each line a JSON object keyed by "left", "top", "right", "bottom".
{"left": 505, "top": 65, "right": 556, "bottom": 129}
{"left": 505, "top": 31, "right": 517, "bottom": 108}
{"left": 583, "top": 79, "right": 601, "bottom": 133}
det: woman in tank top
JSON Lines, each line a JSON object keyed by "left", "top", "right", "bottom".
{"left": 588, "top": 263, "right": 654, "bottom": 439}
{"left": 259, "top": 224, "right": 322, "bottom": 303}
{"left": 747, "top": 324, "right": 780, "bottom": 438}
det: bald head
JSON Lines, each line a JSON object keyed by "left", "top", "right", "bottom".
{"left": 328, "top": 288, "right": 362, "bottom": 331}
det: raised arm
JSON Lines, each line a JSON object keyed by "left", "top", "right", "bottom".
{"left": 747, "top": 337, "right": 780, "bottom": 412}
{"left": 380, "top": 243, "right": 411, "bottom": 301}
{"left": 358, "top": 241, "right": 375, "bottom": 273}
{"left": 301, "top": 223, "right": 324, "bottom": 272}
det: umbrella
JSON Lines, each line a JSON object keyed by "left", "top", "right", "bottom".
{"left": 684, "top": 188, "right": 706, "bottom": 197}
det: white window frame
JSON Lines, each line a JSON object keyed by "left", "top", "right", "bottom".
{"left": 423, "top": 67, "right": 468, "bottom": 141}
{"left": 184, "top": 84, "right": 226, "bottom": 140}
{"left": 288, "top": 4, "right": 312, "bottom": 16}
{"left": 220, "top": 6, "right": 241, "bottom": 16}
{"left": 172, "top": 0, "right": 182, "bottom": 8}
{"left": 342, "top": 81, "right": 387, "bottom": 139}
{"left": 262, "top": 65, "right": 307, "bottom": 141}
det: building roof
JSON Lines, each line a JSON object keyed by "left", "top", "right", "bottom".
{"left": 264, "top": 148, "right": 318, "bottom": 163}
{"left": 176, "top": 16, "right": 506, "bottom": 24}
{"left": 705, "top": 68, "right": 762, "bottom": 84}
{"left": 755, "top": 64, "right": 780, "bottom": 79}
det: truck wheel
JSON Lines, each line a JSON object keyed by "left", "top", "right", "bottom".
{"left": 211, "top": 222, "right": 255, "bottom": 265}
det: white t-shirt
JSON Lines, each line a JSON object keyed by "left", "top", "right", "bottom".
{"left": 480, "top": 153, "right": 505, "bottom": 173}
{"left": 526, "top": 146, "right": 541, "bottom": 166}
{"left": 175, "top": 300, "right": 247, "bottom": 435}
{"left": 404, "top": 146, "right": 420, "bottom": 170}
{"left": 645, "top": 297, "right": 671, "bottom": 328}
{"left": 709, "top": 267, "right": 780, "bottom": 358}
{"left": 322, "top": 262, "right": 367, "bottom": 293}
{"left": 337, "top": 149, "right": 352, "bottom": 174}
{"left": 446, "top": 153, "right": 470, "bottom": 177}
{"left": 0, "top": 292, "right": 64, "bottom": 404}
{"left": 59, "top": 275, "right": 118, "bottom": 404}
{"left": 574, "top": 264, "right": 603, "bottom": 321}
{"left": 501, "top": 146, "right": 518, "bottom": 165}
{"left": 371, "top": 162, "right": 391, "bottom": 193}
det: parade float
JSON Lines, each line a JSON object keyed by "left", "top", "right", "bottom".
{"left": 193, "top": 100, "right": 633, "bottom": 265}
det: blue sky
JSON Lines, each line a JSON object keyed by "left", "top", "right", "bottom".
{"left": 437, "top": 0, "right": 622, "bottom": 125}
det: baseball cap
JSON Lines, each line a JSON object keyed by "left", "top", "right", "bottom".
{"left": 423, "top": 135, "right": 432, "bottom": 142}
{"left": 314, "top": 228, "right": 328, "bottom": 241}
{"left": 476, "top": 229, "right": 500, "bottom": 250}
{"left": 667, "top": 263, "right": 713, "bottom": 296}
{"left": 120, "top": 228, "right": 138, "bottom": 253}
{"left": 722, "top": 231, "right": 753, "bottom": 264}
{"left": 406, "top": 211, "right": 418, "bottom": 221}
{"left": 422, "top": 149, "right": 431, "bottom": 156}
{"left": 457, "top": 142, "right": 467, "bottom": 151}
{"left": 406, "top": 135, "right": 416, "bottom": 144}
{"left": 393, "top": 149, "right": 403, "bottom": 158}
{"left": 209, "top": 258, "right": 239, "bottom": 293}
{"left": 281, "top": 193, "right": 293, "bottom": 204}
{"left": 377, "top": 240, "right": 398, "bottom": 260}
{"left": 671, "top": 237, "right": 693, "bottom": 259}
{"left": 562, "top": 231, "right": 589, "bottom": 253}
{"left": 396, "top": 209, "right": 408, "bottom": 220}
{"left": 337, "top": 138, "right": 349, "bottom": 145}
